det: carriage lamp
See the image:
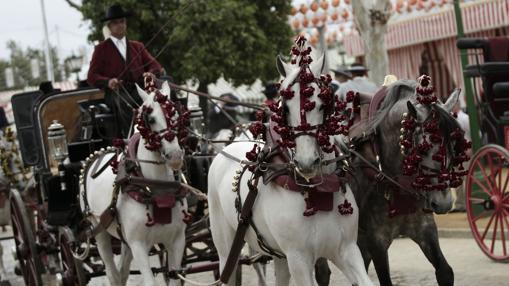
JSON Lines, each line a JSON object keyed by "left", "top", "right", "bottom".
{"left": 47, "top": 120, "right": 68, "bottom": 191}
{"left": 189, "top": 107, "right": 204, "bottom": 135}
{"left": 48, "top": 120, "right": 69, "bottom": 162}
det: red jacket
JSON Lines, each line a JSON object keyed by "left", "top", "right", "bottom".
{"left": 87, "top": 38, "right": 162, "bottom": 89}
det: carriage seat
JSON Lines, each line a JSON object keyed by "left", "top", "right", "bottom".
{"left": 348, "top": 87, "right": 389, "bottom": 143}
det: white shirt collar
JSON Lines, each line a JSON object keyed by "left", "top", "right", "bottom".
{"left": 110, "top": 36, "right": 127, "bottom": 59}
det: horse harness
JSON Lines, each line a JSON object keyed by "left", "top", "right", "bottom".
{"left": 79, "top": 140, "right": 189, "bottom": 244}
{"left": 218, "top": 140, "right": 351, "bottom": 284}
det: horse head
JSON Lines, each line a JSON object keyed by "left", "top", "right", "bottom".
{"left": 269, "top": 36, "right": 351, "bottom": 181}
{"left": 135, "top": 80, "right": 190, "bottom": 170}
{"left": 374, "top": 76, "right": 471, "bottom": 214}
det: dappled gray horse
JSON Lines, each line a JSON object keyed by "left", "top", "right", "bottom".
{"left": 317, "top": 78, "right": 470, "bottom": 286}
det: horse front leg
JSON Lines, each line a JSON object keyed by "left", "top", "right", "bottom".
{"left": 95, "top": 231, "right": 121, "bottom": 285}
{"left": 164, "top": 229, "right": 185, "bottom": 286}
{"left": 314, "top": 258, "right": 331, "bottom": 286}
{"left": 366, "top": 236, "right": 393, "bottom": 286}
{"left": 331, "top": 242, "right": 374, "bottom": 286}
{"left": 129, "top": 241, "right": 156, "bottom": 286}
{"left": 248, "top": 247, "right": 267, "bottom": 286}
{"left": 118, "top": 242, "right": 133, "bottom": 286}
{"left": 0, "top": 242, "right": 6, "bottom": 281}
{"left": 357, "top": 232, "right": 373, "bottom": 271}
{"left": 285, "top": 252, "right": 314, "bottom": 286}
{"left": 410, "top": 222, "right": 453, "bottom": 286}
{"left": 273, "top": 257, "right": 290, "bottom": 286}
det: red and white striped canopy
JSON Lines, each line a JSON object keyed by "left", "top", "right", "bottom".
{"left": 344, "top": 0, "right": 509, "bottom": 56}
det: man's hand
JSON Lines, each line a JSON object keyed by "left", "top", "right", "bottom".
{"left": 108, "top": 78, "right": 121, "bottom": 90}
{"left": 143, "top": 72, "right": 156, "bottom": 81}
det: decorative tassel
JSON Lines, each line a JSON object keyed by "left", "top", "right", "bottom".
{"left": 182, "top": 210, "right": 193, "bottom": 224}
{"left": 303, "top": 195, "right": 317, "bottom": 217}
{"left": 145, "top": 205, "right": 155, "bottom": 227}
{"left": 338, "top": 199, "right": 353, "bottom": 216}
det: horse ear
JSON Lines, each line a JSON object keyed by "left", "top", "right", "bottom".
{"left": 407, "top": 101, "right": 418, "bottom": 119}
{"left": 276, "top": 55, "right": 290, "bottom": 77}
{"left": 442, "top": 88, "right": 460, "bottom": 112}
{"left": 135, "top": 83, "right": 149, "bottom": 102}
{"left": 161, "top": 81, "right": 171, "bottom": 96}
{"left": 310, "top": 53, "right": 326, "bottom": 77}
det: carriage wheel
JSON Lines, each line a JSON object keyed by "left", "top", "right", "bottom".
{"left": 466, "top": 144, "right": 509, "bottom": 262}
{"left": 58, "top": 226, "right": 87, "bottom": 286}
{"left": 9, "top": 189, "right": 43, "bottom": 285}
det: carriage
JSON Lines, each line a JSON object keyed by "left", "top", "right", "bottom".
{"left": 7, "top": 83, "right": 254, "bottom": 285}
{"left": 457, "top": 36, "right": 509, "bottom": 262}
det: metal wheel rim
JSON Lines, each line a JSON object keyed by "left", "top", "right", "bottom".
{"left": 9, "top": 189, "right": 43, "bottom": 285}
{"left": 58, "top": 226, "right": 87, "bottom": 286}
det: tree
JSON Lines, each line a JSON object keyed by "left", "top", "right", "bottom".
{"left": 351, "top": 0, "right": 392, "bottom": 85}
{"left": 66, "top": 0, "right": 293, "bottom": 113}
{"left": 0, "top": 41, "right": 62, "bottom": 90}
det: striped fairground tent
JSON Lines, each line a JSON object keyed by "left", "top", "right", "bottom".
{"left": 343, "top": 0, "right": 509, "bottom": 105}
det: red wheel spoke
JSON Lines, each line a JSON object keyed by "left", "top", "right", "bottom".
{"left": 471, "top": 175, "right": 493, "bottom": 197}
{"left": 490, "top": 213, "right": 499, "bottom": 253}
{"left": 502, "top": 169, "right": 509, "bottom": 197}
{"left": 503, "top": 209, "right": 509, "bottom": 234}
{"left": 469, "top": 197, "right": 485, "bottom": 204}
{"left": 496, "top": 156, "right": 505, "bottom": 192}
{"left": 473, "top": 210, "right": 490, "bottom": 222}
{"left": 486, "top": 153, "right": 497, "bottom": 191}
{"left": 475, "top": 160, "right": 498, "bottom": 194}
{"left": 499, "top": 212, "right": 507, "bottom": 256}
{"left": 482, "top": 211, "right": 497, "bottom": 241}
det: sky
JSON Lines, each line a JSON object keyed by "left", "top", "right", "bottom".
{"left": 0, "top": 0, "right": 92, "bottom": 61}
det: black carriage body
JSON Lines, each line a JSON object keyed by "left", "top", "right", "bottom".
{"left": 457, "top": 37, "right": 509, "bottom": 147}
{"left": 11, "top": 87, "right": 112, "bottom": 226}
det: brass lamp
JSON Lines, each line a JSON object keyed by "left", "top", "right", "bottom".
{"left": 47, "top": 120, "right": 68, "bottom": 191}
{"left": 48, "top": 120, "right": 68, "bottom": 162}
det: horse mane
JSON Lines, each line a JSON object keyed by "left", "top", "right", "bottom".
{"left": 369, "top": 79, "right": 417, "bottom": 133}
{"left": 368, "top": 79, "right": 461, "bottom": 152}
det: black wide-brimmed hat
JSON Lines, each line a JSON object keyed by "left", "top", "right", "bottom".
{"left": 102, "top": 4, "right": 133, "bottom": 22}
{"left": 346, "top": 63, "right": 369, "bottom": 72}
{"left": 220, "top": 93, "right": 240, "bottom": 111}
{"left": 330, "top": 66, "right": 353, "bottom": 78}
{"left": 263, "top": 82, "right": 279, "bottom": 97}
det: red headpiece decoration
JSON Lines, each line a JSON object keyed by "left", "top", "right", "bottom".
{"left": 134, "top": 78, "right": 190, "bottom": 151}
{"left": 247, "top": 36, "right": 355, "bottom": 162}
{"left": 399, "top": 75, "right": 471, "bottom": 191}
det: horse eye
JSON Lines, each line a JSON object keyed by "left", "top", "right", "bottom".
{"left": 148, "top": 117, "right": 156, "bottom": 124}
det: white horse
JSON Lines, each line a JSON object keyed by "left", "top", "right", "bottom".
{"left": 208, "top": 42, "right": 374, "bottom": 286}
{"left": 80, "top": 81, "right": 187, "bottom": 286}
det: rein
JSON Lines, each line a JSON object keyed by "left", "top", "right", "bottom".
{"left": 349, "top": 148, "right": 423, "bottom": 199}
{"left": 167, "top": 82, "right": 265, "bottom": 110}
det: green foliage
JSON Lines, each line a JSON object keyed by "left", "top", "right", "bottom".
{"left": 69, "top": 0, "right": 293, "bottom": 86}
{"left": 0, "top": 41, "right": 62, "bottom": 91}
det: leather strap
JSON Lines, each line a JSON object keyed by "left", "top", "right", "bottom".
{"left": 91, "top": 153, "right": 116, "bottom": 179}
{"left": 78, "top": 184, "right": 121, "bottom": 242}
{"left": 350, "top": 148, "right": 422, "bottom": 199}
{"left": 220, "top": 176, "right": 260, "bottom": 284}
